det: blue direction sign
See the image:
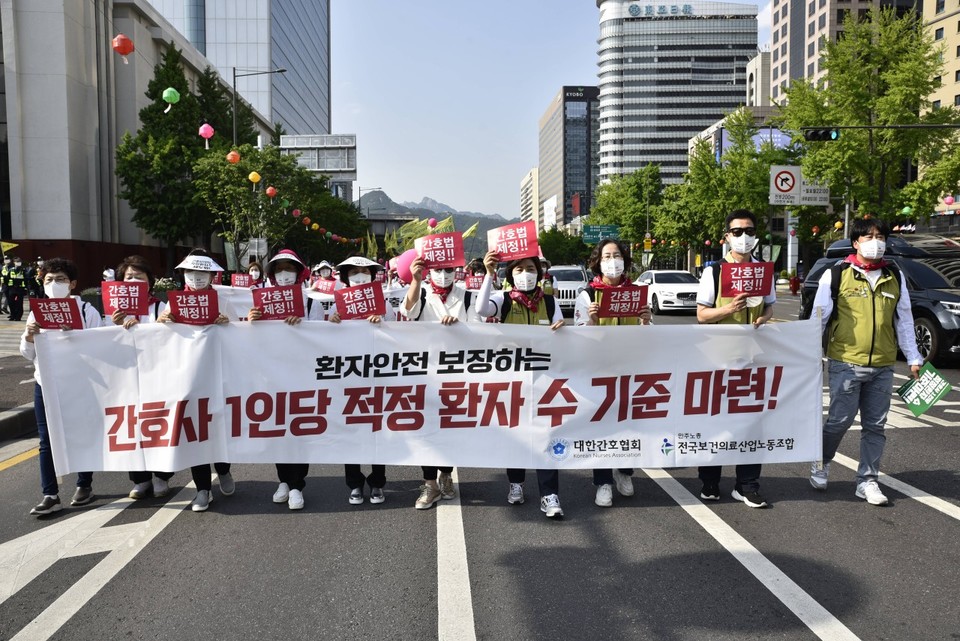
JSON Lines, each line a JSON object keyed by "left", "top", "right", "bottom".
{"left": 583, "top": 225, "right": 620, "bottom": 243}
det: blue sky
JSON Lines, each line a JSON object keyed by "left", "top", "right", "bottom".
{"left": 330, "top": 0, "right": 771, "bottom": 217}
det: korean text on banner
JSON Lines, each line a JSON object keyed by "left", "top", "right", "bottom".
{"left": 487, "top": 221, "right": 539, "bottom": 262}
{"left": 415, "top": 232, "right": 465, "bottom": 269}
{"left": 231, "top": 273, "right": 253, "bottom": 288}
{"left": 167, "top": 290, "right": 220, "bottom": 325}
{"left": 102, "top": 281, "right": 150, "bottom": 316}
{"left": 334, "top": 282, "right": 386, "bottom": 320}
{"left": 252, "top": 285, "right": 306, "bottom": 320}
{"left": 598, "top": 285, "right": 648, "bottom": 318}
{"left": 32, "top": 298, "right": 84, "bottom": 330}
{"left": 36, "top": 320, "right": 824, "bottom": 475}
{"left": 896, "top": 363, "right": 953, "bottom": 417}
{"left": 720, "top": 262, "right": 775, "bottom": 298}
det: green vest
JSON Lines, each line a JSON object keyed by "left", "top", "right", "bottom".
{"left": 501, "top": 295, "right": 552, "bottom": 325}
{"left": 586, "top": 287, "right": 640, "bottom": 326}
{"left": 712, "top": 254, "right": 764, "bottom": 325}
{"left": 826, "top": 266, "right": 901, "bottom": 367}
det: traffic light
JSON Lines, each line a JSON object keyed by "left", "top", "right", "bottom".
{"left": 803, "top": 128, "right": 841, "bottom": 141}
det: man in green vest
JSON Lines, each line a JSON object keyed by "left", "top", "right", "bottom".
{"left": 696, "top": 209, "right": 775, "bottom": 508}
{"left": 811, "top": 218, "right": 921, "bottom": 506}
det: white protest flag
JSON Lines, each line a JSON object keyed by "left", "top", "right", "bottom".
{"left": 36, "top": 320, "right": 823, "bottom": 474}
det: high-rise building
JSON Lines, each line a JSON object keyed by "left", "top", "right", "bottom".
{"left": 520, "top": 168, "right": 540, "bottom": 229}
{"left": 747, "top": 52, "right": 772, "bottom": 107}
{"left": 538, "top": 86, "right": 600, "bottom": 228}
{"left": 151, "top": 0, "right": 331, "bottom": 135}
{"left": 770, "top": 0, "right": 917, "bottom": 101}
{"left": 596, "top": 0, "right": 758, "bottom": 184}
{"left": 925, "top": 0, "right": 959, "bottom": 112}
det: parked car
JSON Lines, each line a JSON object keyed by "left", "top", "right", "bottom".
{"left": 633, "top": 270, "right": 699, "bottom": 314}
{"left": 798, "top": 234, "right": 960, "bottom": 364}
{"left": 549, "top": 265, "right": 590, "bottom": 315}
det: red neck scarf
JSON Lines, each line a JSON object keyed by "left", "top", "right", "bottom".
{"left": 508, "top": 287, "right": 544, "bottom": 312}
{"left": 844, "top": 254, "right": 889, "bottom": 271}
{"left": 589, "top": 275, "right": 627, "bottom": 289}
{"left": 429, "top": 281, "right": 453, "bottom": 303}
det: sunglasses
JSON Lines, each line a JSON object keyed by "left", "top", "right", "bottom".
{"left": 726, "top": 227, "right": 756, "bottom": 237}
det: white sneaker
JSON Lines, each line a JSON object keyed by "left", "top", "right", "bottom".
{"left": 810, "top": 461, "right": 830, "bottom": 491}
{"left": 369, "top": 487, "right": 385, "bottom": 504}
{"left": 152, "top": 477, "right": 169, "bottom": 497}
{"left": 287, "top": 489, "right": 304, "bottom": 510}
{"left": 129, "top": 481, "right": 152, "bottom": 499}
{"left": 540, "top": 494, "right": 564, "bottom": 518}
{"left": 273, "top": 482, "right": 290, "bottom": 503}
{"left": 612, "top": 470, "right": 635, "bottom": 496}
{"left": 348, "top": 488, "right": 364, "bottom": 505}
{"left": 856, "top": 480, "right": 889, "bottom": 506}
{"left": 507, "top": 483, "right": 524, "bottom": 505}
{"left": 595, "top": 484, "right": 613, "bottom": 507}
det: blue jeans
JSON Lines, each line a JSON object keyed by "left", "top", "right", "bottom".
{"left": 822, "top": 359, "right": 893, "bottom": 484}
{"left": 36, "top": 383, "right": 93, "bottom": 496}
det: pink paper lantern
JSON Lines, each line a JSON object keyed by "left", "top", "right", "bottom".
{"left": 945, "top": 196, "right": 955, "bottom": 206}
{"left": 395, "top": 248, "right": 418, "bottom": 285}
{"left": 705, "top": 240, "right": 712, "bottom": 246}
{"left": 428, "top": 218, "right": 438, "bottom": 228}
{"left": 292, "top": 209, "right": 301, "bottom": 217}
{"left": 198, "top": 123, "right": 215, "bottom": 149}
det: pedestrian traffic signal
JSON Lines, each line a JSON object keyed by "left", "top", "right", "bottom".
{"left": 803, "top": 128, "right": 840, "bottom": 141}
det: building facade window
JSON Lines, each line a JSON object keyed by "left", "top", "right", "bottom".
{"left": 936, "top": 0, "right": 945, "bottom": 13}
{"left": 954, "top": 94, "right": 960, "bottom": 106}
{"left": 808, "top": 42, "right": 815, "bottom": 56}
{"left": 936, "top": 27, "right": 944, "bottom": 41}
{"left": 933, "top": 100, "right": 941, "bottom": 109}
{"left": 818, "top": 13, "right": 826, "bottom": 29}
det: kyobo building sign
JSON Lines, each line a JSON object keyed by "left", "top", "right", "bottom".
{"left": 629, "top": 3, "right": 695, "bottom": 16}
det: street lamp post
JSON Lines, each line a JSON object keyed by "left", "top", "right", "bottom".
{"left": 232, "top": 67, "right": 287, "bottom": 147}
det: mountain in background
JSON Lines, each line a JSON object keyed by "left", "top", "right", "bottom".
{"left": 358, "top": 190, "right": 517, "bottom": 259}
{"left": 400, "top": 196, "right": 511, "bottom": 222}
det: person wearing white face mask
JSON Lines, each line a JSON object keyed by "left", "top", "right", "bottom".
{"left": 810, "top": 218, "right": 921, "bottom": 506}
{"left": 574, "top": 238, "right": 652, "bottom": 508}
{"left": 328, "top": 256, "right": 394, "bottom": 505}
{"left": 157, "top": 249, "right": 233, "bottom": 513}
{"left": 475, "top": 250, "right": 566, "bottom": 518}
{"left": 109, "top": 256, "right": 174, "bottom": 500}
{"left": 247, "top": 260, "right": 265, "bottom": 288}
{"left": 400, "top": 255, "right": 480, "bottom": 510}
{"left": 247, "top": 249, "right": 323, "bottom": 510}
{"left": 696, "top": 210, "right": 776, "bottom": 509}
{"left": 21, "top": 258, "right": 102, "bottom": 516}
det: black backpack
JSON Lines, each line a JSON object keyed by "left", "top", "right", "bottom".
{"left": 827, "top": 261, "right": 901, "bottom": 325}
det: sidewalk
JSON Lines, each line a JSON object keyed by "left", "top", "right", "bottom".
{"left": 0, "top": 298, "right": 37, "bottom": 441}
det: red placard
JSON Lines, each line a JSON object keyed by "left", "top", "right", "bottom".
{"left": 487, "top": 221, "right": 539, "bottom": 262}
{"left": 312, "top": 279, "right": 337, "bottom": 295}
{"left": 598, "top": 285, "right": 648, "bottom": 318}
{"left": 167, "top": 290, "right": 220, "bottom": 325}
{"left": 32, "top": 298, "right": 84, "bottom": 330}
{"left": 465, "top": 275, "right": 485, "bottom": 290}
{"left": 101, "top": 281, "right": 149, "bottom": 316}
{"left": 719, "top": 261, "right": 775, "bottom": 298}
{"left": 231, "top": 273, "right": 253, "bottom": 288}
{"left": 415, "top": 232, "right": 465, "bottom": 269}
{"left": 375, "top": 270, "right": 386, "bottom": 283}
{"left": 252, "top": 285, "right": 306, "bottom": 320}
{"left": 334, "top": 282, "right": 386, "bottom": 320}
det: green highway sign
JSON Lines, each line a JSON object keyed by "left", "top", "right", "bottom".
{"left": 583, "top": 225, "right": 620, "bottom": 243}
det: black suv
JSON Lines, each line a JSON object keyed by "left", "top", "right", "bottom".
{"left": 798, "top": 234, "right": 960, "bottom": 364}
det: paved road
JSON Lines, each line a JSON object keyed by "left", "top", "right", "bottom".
{"left": 1, "top": 297, "right": 958, "bottom": 640}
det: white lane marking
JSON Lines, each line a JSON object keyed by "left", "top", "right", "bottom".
{"left": 436, "top": 469, "right": 477, "bottom": 641}
{"left": 9, "top": 484, "right": 194, "bottom": 641}
{"left": 831, "top": 453, "right": 960, "bottom": 522}
{"left": 643, "top": 469, "right": 861, "bottom": 641}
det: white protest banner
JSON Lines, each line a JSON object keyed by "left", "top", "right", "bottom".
{"left": 36, "top": 320, "right": 823, "bottom": 474}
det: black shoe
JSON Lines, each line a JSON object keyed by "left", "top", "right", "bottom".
{"left": 700, "top": 483, "right": 720, "bottom": 501}
{"left": 30, "top": 495, "right": 62, "bottom": 515}
{"left": 71, "top": 487, "right": 94, "bottom": 506}
{"left": 732, "top": 487, "right": 769, "bottom": 508}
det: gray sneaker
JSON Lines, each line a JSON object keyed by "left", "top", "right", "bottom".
{"left": 810, "top": 461, "right": 830, "bottom": 491}
{"left": 30, "top": 495, "right": 62, "bottom": 516}
{"left": 129, "top": 481, "right": 152, "bottom": 500}
{"left": 439, "top": 473, "right": 456, "bottom": 500}
{"left": 191, "top": 490, "right": 212, "bottom": 512}
{"left": 70, "top": 487, "right": 94, "bottom": 506}
{"left": 218, "top": 473, "right": 235, "bottom": 496}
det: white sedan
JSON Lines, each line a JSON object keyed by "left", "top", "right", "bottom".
{"left": 633, "top": 270, "right": 699, "bottom": 314}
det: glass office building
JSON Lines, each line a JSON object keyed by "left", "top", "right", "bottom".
{"left": 596, "top": 1, "right": 757, "bottom": 184}
{"left": 538, "top": 86, "right": 600, "bottom": 228}
{"left": 152, "top": 0, "right": 331, "bottom": 135}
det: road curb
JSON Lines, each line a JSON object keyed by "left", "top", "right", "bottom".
{"left": 0, "top": 403, "right": 37, "bottom": 441}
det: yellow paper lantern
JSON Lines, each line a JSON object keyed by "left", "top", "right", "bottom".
{"left": 248, "top": 171, "right": 261, "bottom": 184}
{"left": 311, "top": 223, "right": 319, "bottom": 230}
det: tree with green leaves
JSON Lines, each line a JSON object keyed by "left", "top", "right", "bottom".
{"left": 781, "top": 6, "right": 960, "bottom": 217}
{"left": 538, "top": 228, "right": 590, "bottom": 265}
{"left": 195, "top": 66, "right": 257, "bottom": 149}
{"left": 115, "top": 44, "right": 213, "bottom": 269}
{"left": 588, "top": 164, "right": 663, "bottom": 242}
{"left": 270, "top": 122, "right": 287, "bottom": 147}
{"left": 192, "top": 144, "right": 368, "bottom": 266}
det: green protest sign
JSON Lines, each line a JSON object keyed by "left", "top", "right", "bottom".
{"left": 896, "top": 363, "right": 953, "bottom": 417}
